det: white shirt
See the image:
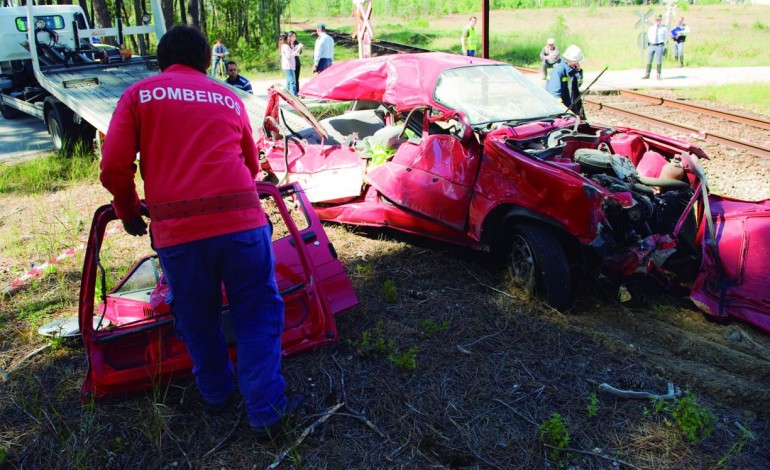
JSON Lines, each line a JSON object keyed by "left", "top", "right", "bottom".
{"left": 281, "top": 44, "right": 297, "bottom": 70}
{"left": 314, "top": 33, "right": 335, "bottom": 65}
{"left": 647, "top": 23, "right": 668, "bottom": 45}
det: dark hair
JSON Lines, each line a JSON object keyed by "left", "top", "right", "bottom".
{"left": 157, "top": 25, "right": 211, "bottom": 73}
{"left": 226, "top": 60, "right": 237, "bottom": 68}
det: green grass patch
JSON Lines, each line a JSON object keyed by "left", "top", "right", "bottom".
{"left": 0, "top": 152, "right": 99, "bottom": 195}
{"left": 673, "top": 83, "right": 770, "bottom": 116}
{"left": 306, "top": 5, "right": 770, "bottom": 70}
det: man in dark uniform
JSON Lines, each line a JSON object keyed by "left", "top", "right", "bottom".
{"left": 546, "top": 44, "right": 585, "bottom": 119}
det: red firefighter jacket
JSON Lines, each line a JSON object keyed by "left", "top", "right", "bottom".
{"left": 100, "top": 64, "right": 267, "bottom": 248}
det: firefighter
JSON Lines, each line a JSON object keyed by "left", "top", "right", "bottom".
{"left": 546, "top": 44, "right": 585, "bottom": 119}
{"left": 100, "top": 25, "right": 302, "bottom": 440}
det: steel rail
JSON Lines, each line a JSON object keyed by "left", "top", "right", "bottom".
{"left": 618, "top": 89, "right": 770, "bottom": 131}
{"left": 585, "top": 100, "right": 770, "bottom": 160}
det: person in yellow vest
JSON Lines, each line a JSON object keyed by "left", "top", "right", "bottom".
{"left": 461, "top": 17, "right": 478, "bottom": 57}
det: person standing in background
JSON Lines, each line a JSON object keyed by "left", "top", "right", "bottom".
{"left": 539, "top": 38, "right": 561, "bottom": 80}
{"left": 224, "top": 61, "right": 253, "bottom": 94}
{"left": 279, "top": 33, "right": 299, "bottom": 95}
{"left": 210, "top": 39, "right": 229, "bottom": 77}
{"left": 312, "top": 23, "right": 334, "bottom": 73}
{"left": 288, "top": 31, "right": 303, "bottom": 95}
{"left": 460, "top": 16, "right": 478, "bottom": 57}
{"left": 546, "top": 45, "right": 585, "bottom": 119}
{"left": 642, "top": 14, "right": 668, "bottom": 80}
{"left": 670, "top": 17, "right": 691, "bottom": 67}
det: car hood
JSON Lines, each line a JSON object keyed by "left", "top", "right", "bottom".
{"left": 299, "top": 52, "right": 501, "bottom": 112}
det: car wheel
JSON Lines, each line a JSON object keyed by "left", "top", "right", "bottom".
{"left": 509, "top": 223, "right": 572, "bottom": 310}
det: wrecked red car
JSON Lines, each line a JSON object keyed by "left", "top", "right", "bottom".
{"left": 78, "top": 182, "right": 358, "bottom": 401}
{"left": 256, "top": 52, "right": 770, "bottom": 333}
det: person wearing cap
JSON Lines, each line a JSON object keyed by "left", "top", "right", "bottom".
{"left": 539, "top": 38, "right": 561, "bottom": 80}
{"left": 546, "top": 44, "right": 584, "bottom": 119}
{"left": 460, "top": 16, "right": 478, "bottom": 57}
{"left": 312, "top": 23, "right": 335, "bottom": 73}
{"left": 643, "top": 14, "right": 668, "bottom": 80}
{"left": 670, "top": 16, "right": 691, "bottom": 67}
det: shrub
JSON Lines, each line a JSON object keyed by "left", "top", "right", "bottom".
{"left": 538, "top": 412, "right": 570, "bottom": 463}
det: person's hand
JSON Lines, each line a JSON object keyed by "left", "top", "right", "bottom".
{"left": 122, "top": 214, "right": 148, "bottom": 236}
{"left": 312, "top": 65, "right": 318, "bottom": 73}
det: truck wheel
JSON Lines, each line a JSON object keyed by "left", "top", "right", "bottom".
{"left": 508, "top": 223, "right": 572, "bottom": 310}
{"left": 47, "top": 103, "right": 78, "bottom": 155}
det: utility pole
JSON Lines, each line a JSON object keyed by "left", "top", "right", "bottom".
{"left": 482, "top": 0, "right": 489, "bottom": 58}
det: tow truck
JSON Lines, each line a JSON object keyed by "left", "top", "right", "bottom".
{"left": 0, "top": 0, "right": 166, "bottom": 154}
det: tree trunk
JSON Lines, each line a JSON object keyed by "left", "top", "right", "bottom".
{"left": 185, "top": 0, "right": 198, "bottom": 28}
{"left": 77, "top": 0, "right": 92, "bottom": 26}
{"left": 133, "top": 0, "right": 147, "bottom": 55}
{"left": 92, "top": 0, "right": 113, "bottom": 31}
{"left": 161, "top": 0, "right": 174, "bottom": 30}
{"left": 198, "top": 0, "right": 206, "bottom": 37}
{"left": 177, "top": 0, "right": 186, "bottom": 25}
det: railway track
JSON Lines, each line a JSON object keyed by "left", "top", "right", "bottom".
{"left": 615, "top": 90, "right": 770, "bottom": 131}
{"left": 312, "top": 29, "right": 432, "bottom": 55}
{"left": 306, "top": 35, "right": 770, "bottom": 160}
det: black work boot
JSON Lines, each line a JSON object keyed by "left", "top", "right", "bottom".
{"left": 252, "top": 394, "right": 305, "bottom": 441}
{"left": 203, "top": 392, "right": 237, "bottom": 416}
{"left": 656, "top": 64, "right": 662, "bottom": 80}
{"left": 642, "top": 64, "right": 651, "bottom": 79}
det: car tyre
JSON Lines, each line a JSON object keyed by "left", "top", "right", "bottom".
{"left": 509, "top": 223, "right": 572, "bottom": 310}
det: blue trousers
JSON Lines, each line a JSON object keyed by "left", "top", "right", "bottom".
{"left": 284, "top": 69, "right": 297, "bottom": 95}
{"left": 316, "top": 58, "right": 332, "bottom": 73}
{"left": 211, "top": 56, "right": 226, "bottom": 77}
{"left": 156, "top": 225, "right": 287, "bottom": 428}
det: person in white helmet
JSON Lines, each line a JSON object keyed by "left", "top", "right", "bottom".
{"left": 546, "top": 44, "right": 584, "bottom": 118}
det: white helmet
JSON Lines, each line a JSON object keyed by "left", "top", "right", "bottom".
{"left": 563, "top": 45, "right": 584, "bottom": 62}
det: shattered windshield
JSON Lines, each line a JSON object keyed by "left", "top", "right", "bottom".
{"left": 433, "top": 64, "right": 566, "bottom": 125}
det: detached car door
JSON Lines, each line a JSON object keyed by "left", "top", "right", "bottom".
{"left": 79, "top": 182, "right": 358, "bottom": 401}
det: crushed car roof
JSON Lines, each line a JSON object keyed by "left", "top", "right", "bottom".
{"left": 299, "top": 52, "right": 503, "bottom": 110}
